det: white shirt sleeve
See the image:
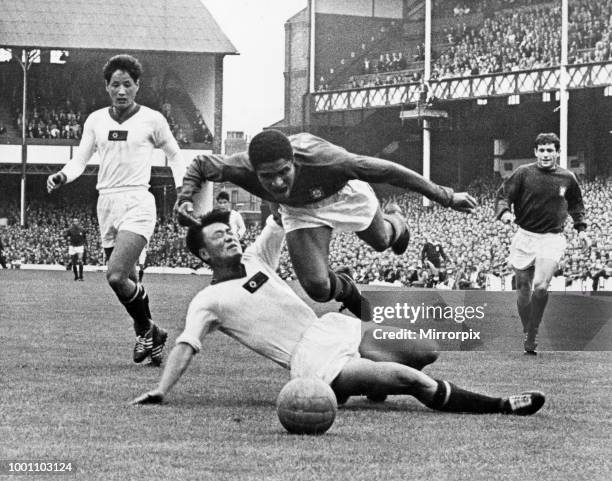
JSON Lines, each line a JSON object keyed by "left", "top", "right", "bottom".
{"left": 174, "top": 290, "right": 220, "bottom": 353}
{"left": 61, "top": 115, "right": 97, "bottom": 183}
{"left": 154, "top": 113, "right": 186, "bottom": 189}
{"left": 246, "top": 216, "right": 285, "bottom": 269}
{"left": 231, "top": 210, "right": 247, "bottom": 239}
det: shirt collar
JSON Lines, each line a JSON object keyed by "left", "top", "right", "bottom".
{"left": 211, "top": 263, "right": 247, "bottom": 284}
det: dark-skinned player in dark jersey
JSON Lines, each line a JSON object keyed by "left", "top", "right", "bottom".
{"left": 177, "top": 130, "right": 477, "bottom": 321}
{"left": 495, "top": 133, "right": 590, "bottom": 355}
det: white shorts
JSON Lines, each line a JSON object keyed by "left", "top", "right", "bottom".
{"left": 68, "top": 245, "right": 84, "bottom": 256}
{"left": 280, "top": 180, "right": 379, "bottom": 234}
{"left": 138, "top": 247, "right": 147, "bottom": 265}
{"left": 508, "top": 227, "right": 567, "bottom": 270}
{"left": 290, "top": 312, "right": 362, "bottom": 384}
{"left": 97, "top": 189, "right": 156, "bottom": 249}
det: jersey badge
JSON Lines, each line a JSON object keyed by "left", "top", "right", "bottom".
{"left": 108, "top": 130, "right": 128, "bottom": 141}
{"left": 559, "top": 186, "right": 566, "bottom": 197}
{"left": 243, "top": 272, "right": 269, "bottom": 293}
{"left": 309, "top": 187, "right": 324, "bottom": 200}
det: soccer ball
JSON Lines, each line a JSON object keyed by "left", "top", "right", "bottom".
{"left": 276, "top": 377, "right": 338, "bottom": 435}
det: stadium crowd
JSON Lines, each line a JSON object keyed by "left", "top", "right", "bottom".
{"left": 320, "top": 0, "right": 612, "bottom": 91}
{"left": 2, "top": 176, "right": 610, "bottom": 291}
{"left": 431, "top": 0, "right": 612, "bottom": 80}
{"left": 5, "top": 66, "right": 213, "bottom": 144}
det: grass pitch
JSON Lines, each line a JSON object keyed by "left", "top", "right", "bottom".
{"left": 0, "top": 270, "right": 610, "bottom": 481}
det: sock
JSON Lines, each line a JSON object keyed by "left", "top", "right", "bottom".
{"left": 517, "top": 298, "right": 531, "bottom": 332}
{"left": 529, "top": 291, "right": 549, "bottom": 332}
{"left": 120, "top": 284, "right": 152, "bottom": 336}
{"left": 425, "top": 380, "right": 504, "bottom": 414}
{"left": 383, "top": 213, "right": 404, "bottom": 246}
{"left": 141, "top": 285, "right": 152, "bottom": 320}
{"left": 329, "top": 269, "right": 355, "bottom": 302}
{"left": 72, "top": 263, "right": 78, "bottom": 278}
{"left": 78, "top": 263, "right": 83, "bottom": 279}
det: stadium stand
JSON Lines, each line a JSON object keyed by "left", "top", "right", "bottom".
{"left": 1, "top": 61, "right": 214, "bottom": 145}
{"left": 318, "top": 0, "right": 612, "bottom": 91}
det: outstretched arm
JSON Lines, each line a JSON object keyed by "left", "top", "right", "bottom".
{"left": 131, "top": 343, "right": 195, "bottom": 404}
{"left": 249, "top": 215, "right": 285, "bottom": 269}
{"left": 176, "top": 153, "right": 249, "bottom": 226}
{"left": 233, "top": 211, "right": 247, "bottom": 239}
{"left": 344, "top": 156, "right": 476, "bottom": 212}
{"left": 132, "top": 291, "right": 218, "bottom": 404}
{"left": 47, "top": 118, "right": 96, "bottom": 193}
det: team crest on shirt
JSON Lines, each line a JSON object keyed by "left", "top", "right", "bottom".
{"left": 559, "top": 186, "right": 566, "bottom": 197}
{"left": 309, "top": 187, "right": 324, "bottom": 200}
{"left": 108, "top": 130, "right": 128, "bottom": 141}
{"left": 243, "top": 272, "right": 269, "bottom": 293}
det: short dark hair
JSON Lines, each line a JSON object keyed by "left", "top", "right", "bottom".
{"left": 103, "top": 54, "right": 143, "bottom": 84}
{"left": 534, "top": 133, "right": 560, "bottom": 150}
{"left": 185, "top": 209, "right": 231, "bottom": 261}
{"left": 216, "top": 191, "right": 230, "bottom": 202}
{"left": 248, "top": 129, "right": 294, "bottom": 169}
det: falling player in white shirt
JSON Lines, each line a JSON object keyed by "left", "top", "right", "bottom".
{"left": 132, "top": 209, "right": 545, "bottom": 417}
{"left": 47, "top": 54, "right": 186, "bottom": 366}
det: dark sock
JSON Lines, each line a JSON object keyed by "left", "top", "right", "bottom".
{"left": 426, "top": 380, "right": 504, "bottom": 414}
{"left": 72, "top": 263, "right": 78, "bottom": 278}
{"left": 330, "top": 269, "right": 355, "bottom": 302}
{"left": 120, "top": 284, "right": 152, "bottom": 336}
{"left": 383, "top": 214, "right": 403, "bottom": 246}
{"left": 142, "top": 285, "right": 152, "bottom": 320}
{"left": 78, "top": 263, "right": 83, "bottom": 279}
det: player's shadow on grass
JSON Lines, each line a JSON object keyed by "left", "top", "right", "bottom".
{"left": 170, "top": 396, "right": 277, "bottom": 409}
{"left": 340, "top": 398, "right": 428, "bottom": 412}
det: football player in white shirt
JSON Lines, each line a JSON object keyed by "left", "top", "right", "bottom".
{"left": 47, "top": 54, "right": 186, "bottom": 366}
{"left": 132, "top": 209, "right": 545, "bottom": 416}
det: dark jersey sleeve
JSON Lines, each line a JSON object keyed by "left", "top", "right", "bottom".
{"left": 292, "top": 133, "right": 453, "bottom": 206}
{"left": 566, "top": 174, "right": 587, "bottom": 232}
{"left": 178, "top": 152, "right": 255, "bottom": 205}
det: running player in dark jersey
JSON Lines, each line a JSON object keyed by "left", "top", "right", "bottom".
{"left": 177, "top": 129, "right": 477, "bottom": 320}
{"left": 66, "top": 218, "right": 86, "bottom": 281}
{"left": 495, "top": 133, "right": 590, "bottom": 355}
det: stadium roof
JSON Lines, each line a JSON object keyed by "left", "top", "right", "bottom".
{"left": 0, "top": 0, "right": 237, "bottom": 55}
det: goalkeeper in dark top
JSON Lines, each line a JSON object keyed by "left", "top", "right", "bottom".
{"left": 495, "top": 133, "right": 590, "bottom": 355}
{"left": 177, "top": 129, "right": 477, "bottom": 321}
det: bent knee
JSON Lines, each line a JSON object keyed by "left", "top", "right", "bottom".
{"left": 420, "top": 349, "right": 439, "bottom": 367}
{"left": 301, "top": 277, "right": 332, "bottom": 302}
{"left": 106, "top": 270, "right": 130, "bottom": 290}
{"left": 532, "top": 283, "right": 549, "bottom": 296}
